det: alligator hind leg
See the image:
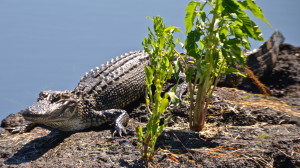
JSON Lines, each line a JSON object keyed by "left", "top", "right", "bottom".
{"left": 89, "top": 109, "right": 129, "bottom": 137}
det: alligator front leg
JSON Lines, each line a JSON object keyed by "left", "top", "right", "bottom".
{"left": 89, "top": 109, "right": 129, "bottom": 137}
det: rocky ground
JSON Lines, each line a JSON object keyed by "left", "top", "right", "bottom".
{"left": 0, "top": 43, "right": 299, "bottom": 168}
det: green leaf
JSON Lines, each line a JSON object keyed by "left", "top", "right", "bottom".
{"left": 230, "top": 24, "right": 243, "bottom": 39}
{"left": 226, "top": 67, "right": 246, "bottom": 77}
{"left": 252, "top": 25, "right": 264, "bottom": 41}
{"left": 212, "top": 51, "right": 220, "bottom": 67}
{"left": 219, "top": 28, "right": 228, "bottom": 43}
{"left": 185, "top": 29, "right": 202, "bottom": 59}
{"left": 216, "top": 0, "right": 224, "bottom": 13}
{"left": 145, "top": 16, "right": 153, "bottom": 21}
{"left": 164, "top": 26, "right": 182, "bottom": 33}
{"left": 240, "top": 16, "right": 264, "bottom": 41}
{"left": 199, "top": 10, "right": 206, "bottom": 22}
{"left": 186, "top": 67, "right": 195, "bottom": 83}
{"left": 159, "top": 97, "right": 169, "bottom": 114}
{"left": 221, "top": 47, "right": 229, "bottom": 59}
{"left": 157, "top": 125, "right": 164, "bottom": 136}
{"left": 172, "top": 59, "right": 182, "bottom": 78}
{"left": 145, "top": 66, "right": 154, "bottom": 86}
{"left": 222, "top": 0, "right": 243, "bottom": 15}
{"left": 245, "top": 0, "right": 271, "bottom": 27}
{"left": 166, "top": 64, "right": 173, "bottom": 80}
{"left": 136, "top": 126, "right": 144, "bottom": 142}
{"left": 153, "top": 16, "right": 165, "bottom": 37}
{"left": 229, "top": 42, "right": 244, "bottom": 64}
{"left": 185, "top": 1, "right": 199, "bottom": 34}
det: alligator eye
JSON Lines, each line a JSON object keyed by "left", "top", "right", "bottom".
{"left": 50, "top": 96, "right": 61, "bottom": 103}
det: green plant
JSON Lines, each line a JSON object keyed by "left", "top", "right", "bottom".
{"left": 183, "top": 0, "right": 270, "bottom": 131}
{"left": 136, "top": 16, "right": 181, "bottom": 161}
{"left": 137, "top": 0, "right": 270, "bottom": 160}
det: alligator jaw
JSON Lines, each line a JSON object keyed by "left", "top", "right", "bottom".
{"left": 22, "top": 90, "right": 78, "bottom": 124}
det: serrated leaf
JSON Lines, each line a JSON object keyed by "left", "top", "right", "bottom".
{"left": 185, "top": 1, "right": 199, "bottom": 34}
{"left": 245, "top": 0, "right": 271, "bottom": 27}
{"left": 240, "top": 16, "right": 264, "bottom": 41}
{"left": 185, "top": 29, "right": 202, "bottom": 59}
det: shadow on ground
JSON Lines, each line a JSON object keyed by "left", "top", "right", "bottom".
{"left": 4, "top": 131, "right": 72, "bottom": 165}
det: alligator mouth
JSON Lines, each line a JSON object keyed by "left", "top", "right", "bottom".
{"left": 21, "top": 108, "right": 67, "bottom": 122}
{"left": 21, "top": 99, "right": 78, "bottom": 123}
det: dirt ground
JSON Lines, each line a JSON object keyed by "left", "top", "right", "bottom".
{"left": 0, "top": 43, "right": 299, "bottom": 168}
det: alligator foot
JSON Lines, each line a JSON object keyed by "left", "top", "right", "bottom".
{"left": 91, "top": 109, "right": 129, "bottom": 137}
{"left": 111, "top": 110, "right": 129, "bottom": 137}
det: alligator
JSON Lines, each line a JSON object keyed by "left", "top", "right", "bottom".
{"left": 1, "top": 31, "right": 285, "bottom": 135}
{"left": 22, "top": 51, "right": 149, "bottom": 136}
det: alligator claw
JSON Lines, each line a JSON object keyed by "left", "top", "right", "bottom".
{"left": 112, "top": 109, "right": 129, "bottom": 137}
{"left": 113, "top": 123, "right": 127, "bottom": 137}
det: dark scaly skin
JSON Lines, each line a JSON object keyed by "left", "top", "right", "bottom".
{"left": 22, "top": 51, "right": 149, "bottom": 136}
{"left": 246, "top": 30, "right": 285, "bottom": 78}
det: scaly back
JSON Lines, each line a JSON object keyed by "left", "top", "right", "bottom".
{"left": 74, "top": 51, "right": 150, "bottom": 110}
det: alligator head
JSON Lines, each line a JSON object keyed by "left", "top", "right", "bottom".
{"left": 22, "top": 90, "right": 84, "bottom": 131}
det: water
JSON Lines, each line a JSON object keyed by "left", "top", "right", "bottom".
{"left": 0, "top": 0, "right": 299, "bottom": 122}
